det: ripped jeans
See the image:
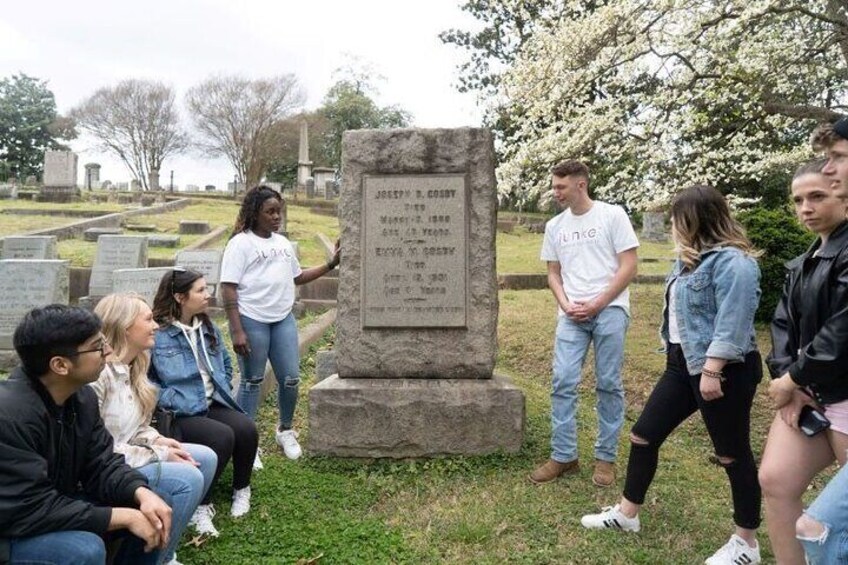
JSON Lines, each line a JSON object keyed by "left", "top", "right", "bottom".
{"left": 622, "top": 344, "right": 762, "bottom": 529}
{"left": 235, "top": 312, "right": 300, "bottom": 428}
{"left": 801, "top": 464, "right": 848, "bottom": 564}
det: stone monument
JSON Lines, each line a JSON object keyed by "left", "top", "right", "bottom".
{"left": 148, "top": 169, "right": 160, "bottom": 191}
{"left": 84, "top": 163, "right": 101, "bottom": 189}
{"left": 309, "top": 128, "right": 525, "bottom": 457}
{"left": 641, "top": 210, "right": 668, "bottom": 242}
{"left": 0, "top": 259, "right": 70, "bottom": 369}
{"left": 112, "top": 267, "right": 173, "bottom": 305}
{"left": 175, "top": 249, "right": 223, "bottom": 299}
{"left": 297, "top": 120, "right": 313, "bottom": 189}
{"left": 40, "top": 151, "right": 78, "bottom": 202}
{"left": 1, "top": 236, "right": 58, "bottom": 260}
{"left": 87, "top": 236, "right": 149, "bottom": 298}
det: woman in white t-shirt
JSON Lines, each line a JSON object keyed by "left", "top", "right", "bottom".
{"left": 221, "top": 185, "right": 340, "bottom": 463}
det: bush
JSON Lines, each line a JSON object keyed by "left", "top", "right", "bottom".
{"left": 738, "top": 205, "right": 815, "bottom": 322}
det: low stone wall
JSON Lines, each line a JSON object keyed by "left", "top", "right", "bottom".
{"left": 498, "top": 272, "right": 665, "bottom": 290}
{"left": 2, "top": 208, "right": 108, "bottom": 218}
{"left": 25, "top": 199, "right": 192, "bottom": 241}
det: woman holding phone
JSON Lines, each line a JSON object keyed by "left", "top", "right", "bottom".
{"left": 759, "top": 151, "right": 848, "bottom": 564}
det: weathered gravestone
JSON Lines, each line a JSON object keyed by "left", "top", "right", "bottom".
{"left": 112, "top": 267, "right": 173, "bottom": 305}
{"left": 1, "top": 236, "right": 58, "bottom": 260}
{"left": 40, "top": 151, "right": 78, "bottom": 203}
{"left": 179, "top": 221, "right": 210, "bottom": 235}
{"left": 0, "top": 260, "right": 70, "bottom": 369}
{"left": 88, "top": 236, "right": 148, "bottom": 298}
{"left": 309, "top": 128, "right": 525, "bottom": 457}
{"left": 305, "top": 178, "right": 315, "bottom": 199}
{"left": 147, "top": 235, "right": 180, "bottom": 248}
{"left": 641, "top": 210, "right": 668, "bottom": 243}
{"left": 175, "top": 249, "right": 223, "bottom": 298}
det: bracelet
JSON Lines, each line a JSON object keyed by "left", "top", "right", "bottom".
{"left": 701, "top": 368, "right": 726, "bottom": 382}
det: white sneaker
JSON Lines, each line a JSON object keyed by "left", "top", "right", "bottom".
{"left": 231, "top": 486, "right": 251, "bottom": 518}
{"left": 253, "top": 449, "right": 264, "bottom": 471}
{"left": 580, "top": 504, "right": 641, "bottom": 532}
{"left": 163, "top": 554, "right": 183, "bottom": 565}
{"left": 276, "top": 428, "right": 302, "bottom": 460}
{"left": 188, "top": 503, "right": 219, "bottom": 537}
{"left": 704, "top": 534, "right": 761, "bottom": 565}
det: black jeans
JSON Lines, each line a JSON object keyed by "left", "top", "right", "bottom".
{"left": 623, "top": 344, "right": 763, "bottom": 529}
{"left": 174, "top": 403, "right": 258, "bottom": 503}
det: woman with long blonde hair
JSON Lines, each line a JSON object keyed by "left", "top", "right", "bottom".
{"left": 581, "top": 185, "right": 764, "bottom": 565}
{"left": 91, "top": 293, "right": 218, "bottom": 565}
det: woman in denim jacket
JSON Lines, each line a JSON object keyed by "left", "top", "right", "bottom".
{"left": 149, "top": 268, "right": 259, "bottom": 537}
{"left": 582, "top": 185, "right": 763, "bottom": 565}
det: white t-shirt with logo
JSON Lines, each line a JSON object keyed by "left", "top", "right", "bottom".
{"left": 221, "top": 231, "right": 302, "bottom": 323}
{"left": 540, "top": 201, "right": 639, "bottom": 315}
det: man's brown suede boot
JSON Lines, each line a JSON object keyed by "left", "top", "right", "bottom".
{"left": 529, "top": 459, "right": 579, "bottom": 484}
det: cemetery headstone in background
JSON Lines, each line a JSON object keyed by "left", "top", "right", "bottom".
{"left": 0, "top": 236, "right": 58, "bottom": 260}
{"left": 39, "top": 151, "right": 79, "bottom": 203}
{"left": 87, "top": 236, "right": 148, "bottom": 298}
{"left": 0, "top": 259, "right": 70, "bottom": 369}
{"left": 112, "top": 267, "right": 173, "bottom": 305}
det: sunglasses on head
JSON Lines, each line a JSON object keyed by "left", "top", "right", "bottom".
{"left": 170, "top": 266, "right": 186, "bottom": 296}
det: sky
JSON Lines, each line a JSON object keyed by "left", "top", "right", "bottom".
{"left": 0, "top": 0, "right": 483, "bottom": 190}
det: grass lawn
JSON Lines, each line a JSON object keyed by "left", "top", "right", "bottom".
{"left": 174, "top": 284, "right": 834, "bottom": 564}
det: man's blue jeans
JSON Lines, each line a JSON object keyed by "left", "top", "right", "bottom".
{"left": 800, "top": 463, "right": 848, "bottom": 564}
{"left": 9, "top": 529, "right": 158, "bottom": 564}
{"left": 551, "top": 305, "right": 629, "bottom": 464}
{"left": 138, "top": 442, "right": 216, "bottom": 562}
{"left": 235, "top": 313, "right": 300, "bottom": 428}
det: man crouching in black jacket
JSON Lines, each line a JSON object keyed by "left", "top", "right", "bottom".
{"left": 0, "top": 304, "right": 172, "bottom": 564}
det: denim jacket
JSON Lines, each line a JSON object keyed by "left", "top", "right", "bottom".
{"left": 660, "top": 247, "right": 761, "bottom": 375}
{"left": 148, "top": 322, "right": 244, "bottom": 416}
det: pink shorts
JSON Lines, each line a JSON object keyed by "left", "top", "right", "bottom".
{"left": 823, "top": 398, "right": 848, "bottom": 436}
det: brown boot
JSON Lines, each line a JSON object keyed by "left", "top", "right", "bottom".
{"left": 529, "top": 458, "right": 579, "bottom": 484}
{"left": 592, "top": 460, "right": 615, "bottom": 487}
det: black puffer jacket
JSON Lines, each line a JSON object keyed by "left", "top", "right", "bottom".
{"left": 768, "top": 220, "right": 848, "bottom": 405}
{"left": 0, "top": 368, "right": 147, "bottom": 561}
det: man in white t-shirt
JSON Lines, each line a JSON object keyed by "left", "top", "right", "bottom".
{"left": 530, "top": 160, "right": 639, "bottom": 488}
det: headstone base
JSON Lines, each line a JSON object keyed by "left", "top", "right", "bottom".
{"left": 38, "top": 186, "right": 79, "bottom": 203}
{"left": 308, "top": 374, "right": 524, "bottom": 458}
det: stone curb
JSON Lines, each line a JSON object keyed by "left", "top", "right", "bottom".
{"left": 497, "top": 273, "right": 666, "bottom": 290}
{"left": 24, "top": 199, "right": 192, "bottom": 241}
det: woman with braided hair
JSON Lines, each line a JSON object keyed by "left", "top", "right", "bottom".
{"left": 221, "top": 185, "right": 340, "bottom": 465}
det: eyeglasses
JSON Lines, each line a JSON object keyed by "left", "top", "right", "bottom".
{"left": 171, "top": 266, "right": 186, "bottom": 296}
{"left": 67, "top": 334, "right": 110, "bottom": 358}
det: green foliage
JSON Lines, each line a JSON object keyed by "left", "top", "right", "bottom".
{"left": 319, "top": 78, "right": 411, "bottom": 168}
{"left": 0, "top": 74, "right": 75, "bottom": 180}
{"left": 739, "top": 205, "right": 815, "bottom": 322}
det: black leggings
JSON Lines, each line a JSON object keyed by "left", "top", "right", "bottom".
{"left": 174, "top": 403, "right": 258, "bottom": 504}
{"left": 623, "top": 344, "right": 763, "bottom": 529}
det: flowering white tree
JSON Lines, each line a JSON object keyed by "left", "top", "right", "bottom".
{"left": 493, "top": 0, "right": 848, "bottom": 210}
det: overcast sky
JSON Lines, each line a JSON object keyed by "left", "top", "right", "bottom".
{"left": 0, "top": 0, "right": 483, "bottom": 189}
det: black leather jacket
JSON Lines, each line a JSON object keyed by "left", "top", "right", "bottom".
{"left": 767, "top": 220, "right": 848, "bottom": 405}
{"left": 0, "top": 368, "right": 147, "bottom": 562}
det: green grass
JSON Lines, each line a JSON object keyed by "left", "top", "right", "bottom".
{"left": 171, "top": 284, "right": 836, "bottom": 564}
{"left": 497, "top": 226, "right": 546, "bottom": 273}
{"left": 48, "top": 200, "right": 339, "bottom": 267}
